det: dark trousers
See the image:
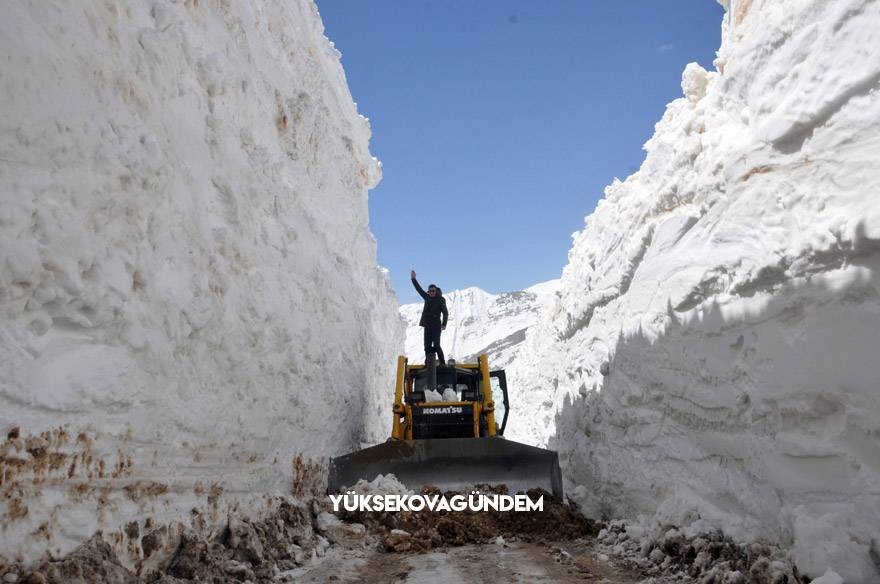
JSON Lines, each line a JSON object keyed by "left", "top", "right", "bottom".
{"left": 423, "top": 326, "right": 445, "bottom": 365}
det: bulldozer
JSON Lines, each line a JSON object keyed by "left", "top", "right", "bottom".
{"left": 327, "top": 354, "right": 563, "bottom": 498}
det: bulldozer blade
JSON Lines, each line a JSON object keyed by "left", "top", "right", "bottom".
{"left": 328, "top": 437, "right": 563, "bottom": 499}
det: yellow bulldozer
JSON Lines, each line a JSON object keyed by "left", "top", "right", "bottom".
{"left": 328, "top": 354, "right": 563, "bottom": 498}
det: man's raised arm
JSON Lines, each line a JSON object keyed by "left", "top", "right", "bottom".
{"left": 411, "top": 270, "right": 428, "bottom": 299}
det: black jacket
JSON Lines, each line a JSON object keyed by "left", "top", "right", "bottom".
{"left": 412, "top": 278, "right": 448, "bottom": 328}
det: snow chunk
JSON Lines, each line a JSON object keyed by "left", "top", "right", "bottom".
{"left": 424, "top": 389, "right": 443, "bottom": 402}
{"left": 809, "top": 569, "right": 843, "bottom": 584}
{"left": 345, "top": 474, "right": 414, "bottom": 497}
{"left": 315, "top": 512, "right": 365, "bottom": 548}
{"left": 386, "top": 529, "right": 412, "bottom": 552}
{"left": 441, "top": 387, "right": 459, "bottom": 402}
{"left": 681, "top": 62, "right": 709, "bottom": 102}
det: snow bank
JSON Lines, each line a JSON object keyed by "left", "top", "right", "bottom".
{"left": 0, "top": 0, "right": 402, "bottom": 566}
{"left": 512, "top": 1, "right": 880, "bottom": 581}
{"left": 400, "top": 281, "right": 559, "bottom": 368}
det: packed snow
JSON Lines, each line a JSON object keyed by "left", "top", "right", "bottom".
{"left": 0, "top": 0, "right": 402, "bottom": 566}
{"left": 508, "top": 1, "right": 880, "bottom": 581}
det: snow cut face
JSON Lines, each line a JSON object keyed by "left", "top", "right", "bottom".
{"left": 0, "top": 0, "right": 402, "bottom": 566}
{"left": 509, "top": 1, "right": 880, "bottom": 581}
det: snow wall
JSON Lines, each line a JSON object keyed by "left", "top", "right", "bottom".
{"left": 0, "top": 0, "right": 403, "bottom": 565}
{"left": 510, "top": 1, "right": 880, "bottom": 581}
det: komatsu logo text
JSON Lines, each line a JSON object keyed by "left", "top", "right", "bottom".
{"left": 421, "top": 406, "right": 463, "bottom": 415}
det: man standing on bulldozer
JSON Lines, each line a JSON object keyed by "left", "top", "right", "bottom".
{"left": 411, "top": 270, "right": 448, "bottom": 366}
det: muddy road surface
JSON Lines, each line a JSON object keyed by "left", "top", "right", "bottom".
{"left": 287, "top": 539, "right": 645, "bottom": 583}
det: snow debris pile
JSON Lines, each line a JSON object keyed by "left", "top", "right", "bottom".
{"left": 595, "top": 520, "right": 804, "bottom": 584}
{"left": 401, "top": 281, "right": 559, "bottom": 367}
{"left": 0, "top": 496, "right": 364, "bottom": 583}
{"left": 511, "top": 1, "right": 880, "bottom": 581}
{"left": 0, "top": 0, "right": 402, "bottom": 568}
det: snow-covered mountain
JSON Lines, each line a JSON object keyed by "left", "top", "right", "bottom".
{"left": 400, "top": 280, "right": 559, "bottom": 369}
{"left": 0, "top": 0, "right": 402, "bottom": 566}
{"left": 508, "top": 1, "right": 880, "bottom": 581}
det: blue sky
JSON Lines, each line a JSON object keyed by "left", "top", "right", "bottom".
{"left": 317, "top": 1, "right": 725, "bottom": 303}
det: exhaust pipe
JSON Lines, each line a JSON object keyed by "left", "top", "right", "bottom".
{"left": 427, "top": 352, "right": 437, "bottom": 390}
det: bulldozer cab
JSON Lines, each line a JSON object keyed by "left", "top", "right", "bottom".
{"left": 410, "top": 366, "right": 510, "bottom": 434}
{"left": 393, "top": 355, "right": 510, "bottom": 440}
